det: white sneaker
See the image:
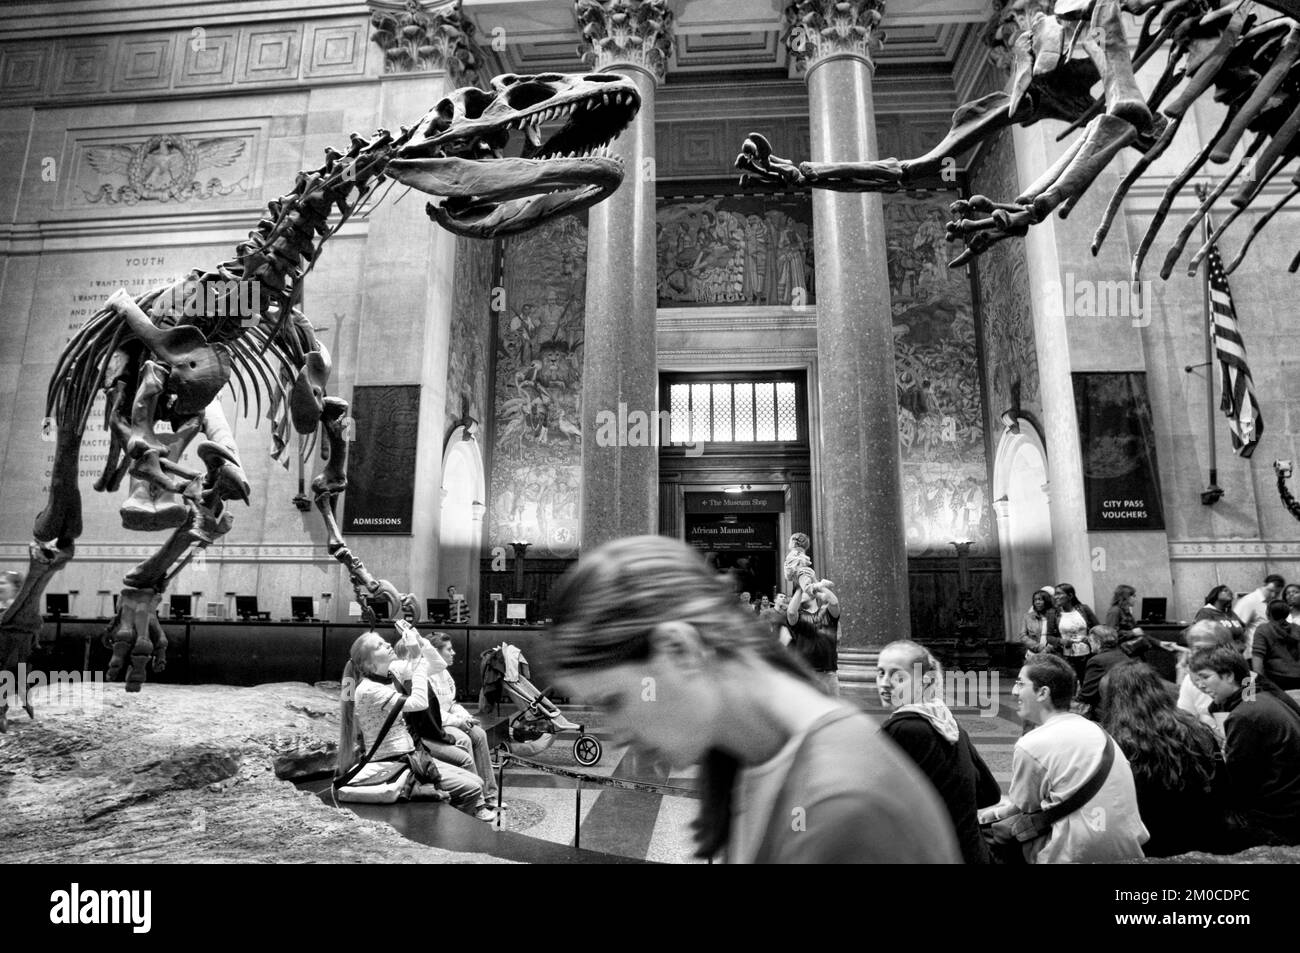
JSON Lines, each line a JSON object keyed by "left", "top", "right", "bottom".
{"left": 474, "top": 806, "right": 497, "bottom": 822}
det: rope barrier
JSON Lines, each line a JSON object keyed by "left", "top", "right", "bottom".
{"left": 498, "top": 753, "right": 698, "bottom": 799}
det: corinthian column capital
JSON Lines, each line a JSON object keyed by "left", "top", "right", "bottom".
{"left": 575, "top": 0, "right": 675, "bottom": 82}
{"left": 368, "top": 0, "right": 481, "bottom": 82}
{"left": 783, "top": 0, "right": 887, "bottom": 74}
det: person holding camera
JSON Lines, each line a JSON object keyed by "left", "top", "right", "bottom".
{"left": 337, "top": 625, "right": 495, "bottom": 821}
{"left": 786, "top": 570, "right": 840, "bottom": 696}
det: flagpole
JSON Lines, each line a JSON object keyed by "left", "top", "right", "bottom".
{"left": 1199, "top": 182, "right": 1224, "bottom": 505}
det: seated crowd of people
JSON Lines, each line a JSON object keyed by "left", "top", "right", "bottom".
{"left": 955, "top": 572, "right": 1300, "bottom": 863}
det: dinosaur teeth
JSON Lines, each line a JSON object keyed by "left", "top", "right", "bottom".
{"left": 525, "top": 123, "right": 542, "bottom": 148}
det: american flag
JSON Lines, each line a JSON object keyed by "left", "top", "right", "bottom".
{"left": 1206, "top": 235, "right": 1263, "bottom": 458}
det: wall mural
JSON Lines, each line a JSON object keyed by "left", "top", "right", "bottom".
{"left": 655, "top": 191, "right": 815, "bottom": 307}
{"left": 485, "top": 192, "right": 994, "bottom": 561}
{"left": 883, "top": 191, "right": 992, "bottom": 558}
{"left": 970, "top": 128, "right": 1041, "bottom": 435}
{"left": 445, "top": 237, "right": 493, "bottom": 443}
{"left": 487, "top": 214, "right": 587, "bottom": 558}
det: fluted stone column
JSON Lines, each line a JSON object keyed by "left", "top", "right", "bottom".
{"left": 787, "top": 0, "right": 908, "bottom": 648}
{"left": 574, "top": 0, "right": 673, "bottom": 551}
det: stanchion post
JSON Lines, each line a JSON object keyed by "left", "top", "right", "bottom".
{"left": 574, "top": 778, "right": 583, "bottom": 851}
{"left": 495, "top": 757, "right": 505, "bottom": 830}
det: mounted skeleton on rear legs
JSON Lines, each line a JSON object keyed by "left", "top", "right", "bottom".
{"left": 0, "top": 72, "right": 638, "bottom": 717}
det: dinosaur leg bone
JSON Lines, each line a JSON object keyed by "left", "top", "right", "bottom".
{"left": 310, "top": 397, "right": 415, "bottom": 623}
{"left": 104, "top": 589, "right": 163, "bottom": 693}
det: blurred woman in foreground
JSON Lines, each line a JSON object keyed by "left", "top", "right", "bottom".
{"left": 546, "top": 535, "right": 959, "bottom": 864}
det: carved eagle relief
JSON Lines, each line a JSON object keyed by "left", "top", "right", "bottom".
{"left": 83, "top": 134, "right": 248, "bottom": 204}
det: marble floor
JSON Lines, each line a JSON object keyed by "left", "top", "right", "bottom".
{"left": 333, "top": 671, "right": 1026, "bottom": 864}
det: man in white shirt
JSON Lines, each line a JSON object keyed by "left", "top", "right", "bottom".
{"left": 993, "top": 654, "right": 1149, "bottom": 863}
{"left": 1234, "top": 574, "right": 1285, "bottom": 646}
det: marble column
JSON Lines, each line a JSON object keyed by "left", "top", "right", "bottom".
{"left": 787, "top": 0, "right": 907, "bottom": 648}
{"left": 353, "top": 2, "right": 482, "bottom": 614}
{"left": 574, "top": 0, "right": 674, "bottom": 551}
{"left": 1012, "top": 121, "right": 1096, "bottom": 606}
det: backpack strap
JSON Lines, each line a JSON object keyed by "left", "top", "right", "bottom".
{"left": 334, "top": 693, "right": 408, "bottom": 790}
{"left": 1040, "top": 734, "right": 1115, "bottom": 825}
{"left": 1011, "top": 733, "right": 1115, "bottom": 842}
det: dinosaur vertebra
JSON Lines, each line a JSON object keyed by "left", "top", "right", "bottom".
{"left": 0, "top": 72, "right": 637, "bottom": 707}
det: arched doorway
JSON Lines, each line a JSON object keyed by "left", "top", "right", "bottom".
{"left": 993, "top": 422, "right": 1054, "bottom": 644}
{"left": 439, "top": 426, "right": 485, "bottom": 623}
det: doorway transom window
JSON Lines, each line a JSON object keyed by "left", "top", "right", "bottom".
{"left": 662, "top": 372, "right": 807, "bottom": 445}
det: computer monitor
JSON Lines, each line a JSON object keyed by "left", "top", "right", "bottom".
{"left": 1140, "top": 597, "right": 1167, "bottom": 624}
{"left": 45, "top": 593, "right": 69, "bottom": 617}
{"left": 505, "top": 600, "right": 530, "bottom": 623}
{"left": 426, "top": 598, "right": 451, "bottom": 622}
{"left": 235, "top": 595, "right": 260, "bottom": 620}
{"left": 170, "top": 594, "right": 193, "bottom": 619}
{"left": 290, "top": 596, "right": 314, "bottom": 621}
{"left": 368, "top": 598, "right": 390, "bottom": 621}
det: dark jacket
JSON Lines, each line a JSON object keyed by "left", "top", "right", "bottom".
{"left": 881, "top": 712, "right": 1001, "bottom": 865}
{"left": 1020, "top": 607, "right": 1061, "bottom": 655}
{"left": 1217, "top": 685, "right": 1300, "bottom": 842}
{"left": 1077, "top": 648, "right": 1130, "bottom": 717}
{"left": 1194, "top": 605, "right": 1247, "bottom": 642}
{"left": 1125, "top": 723, "right": 1224, "bottom": 858}
{"left": 1105, "top": 604, "right": 1135, "bottom": 633}
{"left": 789, "top": 605, "right": 839, "bottom": 673}
{"left": 1252, "top": 621, "right": 1300, "bottom": 689}
{"left": 394, "top": 673, "right": 456, "bottom": 747}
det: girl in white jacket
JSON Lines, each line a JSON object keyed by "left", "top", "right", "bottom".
{"left": 420, "top": 631, "right": 502, "bottom": 807}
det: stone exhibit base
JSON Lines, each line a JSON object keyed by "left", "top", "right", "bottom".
{"left": 0, "top": 681, "right": 510, "bottom": 864}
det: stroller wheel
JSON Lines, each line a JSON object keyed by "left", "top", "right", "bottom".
{"left": 573, "top": 734, "right": 602, "bottom": 766}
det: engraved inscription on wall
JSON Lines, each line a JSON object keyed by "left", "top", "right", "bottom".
{"left": 45, "top": 260, "right": 183, "bottom": 497}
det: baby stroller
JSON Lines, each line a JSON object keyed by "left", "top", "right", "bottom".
{"left": 479, "top": 643, "right": 602, "bottom": 766}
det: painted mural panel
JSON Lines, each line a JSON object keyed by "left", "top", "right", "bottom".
{"left": 655, "top": 191, "right": 815, "bottom": 307}
{"left": 488, "top": 214, "right": 586, "bottom": 558}
{"left": 970, "top": 128, "right": 1041, "bottom": 432}
{"left": 883, "top": 191, "right": 992, "bottom": 557}
{"left": 445, "top": 237, "right": 493, "bottom": 442}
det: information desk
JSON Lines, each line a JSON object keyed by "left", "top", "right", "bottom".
{"left": 34, "top": 619, "right": 555, "bottom": 702}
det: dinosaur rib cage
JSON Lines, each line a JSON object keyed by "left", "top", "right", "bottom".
{"left": 47, "top": 129, "right": 398, "bottom": 467}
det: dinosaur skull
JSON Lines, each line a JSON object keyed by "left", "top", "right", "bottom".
{"left": 386, "top": 72, "right": 640, "bottom": 237}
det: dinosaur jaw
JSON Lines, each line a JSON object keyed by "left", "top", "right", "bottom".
{"left": 388, "top": 72, "right": 639, "bottom": 236}
{"left": 385, "top": 153, "right": 624, "bottom": 238}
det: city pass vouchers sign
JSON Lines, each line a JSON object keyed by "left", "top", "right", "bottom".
{"left": 1073, "top": 373, "right": 1166, "bottom": 531}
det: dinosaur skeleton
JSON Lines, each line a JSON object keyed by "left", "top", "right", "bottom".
{"left": 0, "top": 72, "right": 638, "bottom": 702}
{"left": 739, "top": 0, "right": 1300, "bottom": 280}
